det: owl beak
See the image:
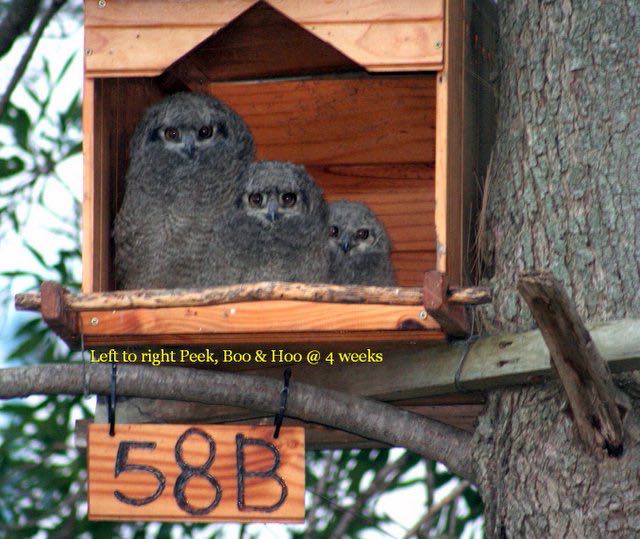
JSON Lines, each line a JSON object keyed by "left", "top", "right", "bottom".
{"left": 182, "top": 136, "right": 196, "bottom": 159}
{"left": 340, "top": 239, "right": 351, "bottom": 253}
{"left": 266, "top": 200, "right": 280, "bottom": 222}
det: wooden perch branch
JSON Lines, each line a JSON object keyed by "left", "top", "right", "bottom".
{"left": 518, "top": 271, "right": 630, "bottom": 456}
{"left": 15, "top": 280, "right": 492, "bottom": 312}
{"left": 0, "top": 363, "right": 476, "bottom": 483}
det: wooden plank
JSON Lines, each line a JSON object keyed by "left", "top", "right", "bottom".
{"left": 81, "top": 78, "right": 96, "bottom": 293}
{"left": 434, "top": 0, "right": 464, "bottom": 284}
{"left": 392, "top": 251, "right": 437, "bottom": 286}
{"left": 302, "top": 20, "right": 443, "bottom": 71}
{"left": 85, "top": 3, "right": 443, "bottom": 77}
{"left": 271, "top": 1, "right": 444, "bottom": 23}
{"left": 79, "top": 301, "right": 438, "bottom": 337}
{"left": 176, "top": 1, "right": 361, "bottom": 83}
{"left": 85, "top": 27, "right": 224, "bottom": 77}
{"left": 40, "top": 282, "right": 79, "bottom": 347}
{"left": 120, "top": 319, "right": 638, "bottom": 402}
{"left": 82, "top": 78, "right": 111, "bottom": 293}
{"left": 85, "top": 0, "right": 442, "bottom": 27}
{"left": 81, "top": 329, "right": 445, "bottom": 347}
{"left": 88, "top": 424, "right": 304, "bottom": 522}
{"left": 518, "top": 272, "right": 628, "bottom": 455}
{"left": 85, "top": 0, "right": 257, "bottom": 27}
{"left": 208, "top": 76, "right": 437, "bottom": 165}
{"left": 423, "top": 270, "right": 468, "bottom": 337}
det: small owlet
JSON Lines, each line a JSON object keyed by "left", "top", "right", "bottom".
{"left": 328, "top": 200, "right": 396, "bottom": 286}
{"left": 114, "top": 92, "right": 255, "bottom": 290}
{"left": 214, "top": 161, "right": 330, "bottom": 284}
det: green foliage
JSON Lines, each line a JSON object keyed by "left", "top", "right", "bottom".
{"left": 301, "top": 449, "right": 482, "bottom": 537}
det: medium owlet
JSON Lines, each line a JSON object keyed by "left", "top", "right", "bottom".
{"left": 214, "top": 161, "right": 330, "bottom": 284}
{"left": 113, "top": 91, "right": 255, "bottom": 289}
{"left": 328, "top": 200, "right": 396, "bottom": 286}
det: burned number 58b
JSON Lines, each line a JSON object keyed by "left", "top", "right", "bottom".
{"left": 111, "top": 426, "right": 288, "bottom": 516}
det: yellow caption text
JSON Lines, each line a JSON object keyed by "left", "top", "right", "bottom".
{"left": 90, "top": 348, "right": 384, "bottom": 366}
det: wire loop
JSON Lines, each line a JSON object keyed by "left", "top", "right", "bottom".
{"left": 107, "top": 363, "right": 117, "bottom": 436}
{"left": 273, "top": 367, "right": 292, "bottom": 439}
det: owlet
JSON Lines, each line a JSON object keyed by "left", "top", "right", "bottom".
{"left": 328, "top": 200, "right": 396, "bottom": 286}
{"left": 113, "top": 91, "right": 255, "bottom": 289}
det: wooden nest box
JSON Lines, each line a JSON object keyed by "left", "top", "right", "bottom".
{"left": 79, "top": 0, "right": 496, "bottom": 347}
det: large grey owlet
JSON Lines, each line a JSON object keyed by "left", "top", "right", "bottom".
{"left": 214, "top": 160, "right": 330, "bottom": 284}
{"left": 113, "top": 91, "right": 255, "bottom": 289}
{"left": 328, "top": 200, "right": 396, "bottom": 286}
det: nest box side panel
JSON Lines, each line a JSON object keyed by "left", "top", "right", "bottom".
{"left": 462, "top": 0, "right": 498, "bottom": 285}
{"left": 434, "top": 0, "right": 465, "bottom": 286}
{"left": 82, "top": 77, "right": 166, "bottom": 293}
{"left": 435, "top": 0, "right": 498, "bottom": 287}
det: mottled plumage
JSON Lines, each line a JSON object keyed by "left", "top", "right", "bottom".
{"left": 328, "top": 200, "right": 396, "bottom": 286}
{"left": 214, "top": 161, "right": 330, "bottom": 284}
{"left": 114, "top": 91, "right": 255, "bottom": 289}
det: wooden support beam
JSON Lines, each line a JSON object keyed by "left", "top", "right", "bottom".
{"left": 517, "top": 271, "right": 630, "bottom": 457}
{"left": 15, "top": 281, "right": 492, "bottom": 312}
{"left": 40, "top": 281, "right": 79, "bottom": 348}
{"left": 423, "top": 271, "right": 469, "bottom": 337}
{"left": 83, "top": 318, "right": 640, "bottom": 402}
{"left": 220, "top": 319, "right": 638, "bottom": 401}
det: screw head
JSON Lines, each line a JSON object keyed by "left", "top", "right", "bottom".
{"left": 419, "top": 310, "right": 428, "bottom": 320}
{"left": 434, "top": 41, "right": 442, "bottom": 49}
{"left": 90, "top": 317, "right": 99, "bottom": 326}
{"left": 98, "top": 0, "right": 106, "bottom": 8}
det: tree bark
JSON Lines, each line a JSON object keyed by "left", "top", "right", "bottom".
{"left": 475, "top": 1, "right": 640, "bottom": 536}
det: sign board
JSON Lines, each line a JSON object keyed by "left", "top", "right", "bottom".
{"left": 88, "top": 424, "right": 305, "bottom": 522}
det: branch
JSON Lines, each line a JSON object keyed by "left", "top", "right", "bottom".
{"left": 304, "top": 456, "right": 335, "bottom": 539}
{"left": 15, "top": 280, "right": 493, "bottom": 312}
{"left": 518, "top": 271, "right": 630, "bottom": 456}
{"left": 0, "top": 363, "right": 476, "bottom": 483}
{"left": 0, "top": 0, "right": 65, "bottom": 119}
{"left": 403, "top": 480, "right": 471, "bottom": 539}
{"left": 329, "top": 451, "right": 413, "bottom": 539}
{"left": 0, "top": 0, "right": 41, "bottom": 57}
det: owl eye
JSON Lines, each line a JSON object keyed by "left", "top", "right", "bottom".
{"left": 280, "top": 192, "right": 297, "bottom": 208}
{"left": 356, "top": 228, "right": 369, "bottom": 240}
{"left": 164, "top": 127, "right": 180, "bottom": 141}
{"left": 329, "top": 226, "right": 339, "bottom": 238}
{"left": 198, "top": 125, "right": 213, "bottom": 139}
{"left": 248, "top": 193, "right": 263, "bottom": 207}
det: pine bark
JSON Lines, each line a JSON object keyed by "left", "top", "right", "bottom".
{"left": 474, "top": 1, "right": 640, "bottom": 536}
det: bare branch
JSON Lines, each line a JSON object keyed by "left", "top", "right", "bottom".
{"left": 0, "top": 0, "right": 41, "bottom": 57}
{"left": 0, "top": 0, "right": 66, "bottom": 119}
{"left": 518, "top": 271, "right": 630, "bottom": 456}
{"left": 15, "top": 281, "right": 493, "bottom": 312}
{"left": 403, "top": 480, "right": 471, "bottom": 539}
{"left": 0, "top": 363, "right": 477, "bottom": 482}
{"left": 329, "top": 451, "right": 413, "bottom": 539}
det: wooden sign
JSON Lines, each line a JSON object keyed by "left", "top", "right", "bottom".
{"left": 88, "top": 424, "right": 305, "bottom": 522}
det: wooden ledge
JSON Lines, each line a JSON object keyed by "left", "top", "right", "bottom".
{"left": 17, "top": 280, "right": 491, "bottom": 347}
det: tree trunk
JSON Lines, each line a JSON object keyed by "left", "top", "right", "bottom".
{"left": 474, "top": 0, "right": 640, "bottom": 536}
